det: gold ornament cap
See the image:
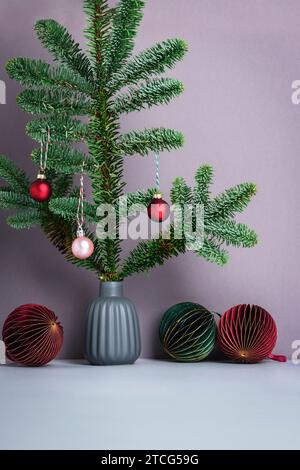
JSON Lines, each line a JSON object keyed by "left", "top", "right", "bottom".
{"left": 37, "top": 171, "right": 46, "bottom": 180}
{"left": 153, "top": 191, "right": 163, "bottom": 199}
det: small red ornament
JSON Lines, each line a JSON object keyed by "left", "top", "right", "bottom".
{"left": 147, "top": 193, "right": 170, "bottom": 222}
{"left": 217, "top": 304, "right": 287, "bottom": 363}
{"left": 2, "top": 304, "right": 63, "bottom": 367}
{"left": 29, "top": 174, "right": 52, "bottom": 202}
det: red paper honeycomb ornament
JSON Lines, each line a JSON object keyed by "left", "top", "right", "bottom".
{"left": 217, "top": 304, "right": 287, "bottom": 363}
{"left": 2, "top": 304, "right": 63, "bottom": 366}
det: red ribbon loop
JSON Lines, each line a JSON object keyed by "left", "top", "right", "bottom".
{"left": 268, "top": 353, "right": 287, "bottom": 362}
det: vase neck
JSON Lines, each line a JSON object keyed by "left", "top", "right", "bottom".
{"left": 100, "top": 281, "right": 123, "bottom": 297}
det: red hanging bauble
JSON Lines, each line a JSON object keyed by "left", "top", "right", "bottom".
{"left": 217, "top": 304, "right": 287, "bottom": 363}
{"left": 29, "top": 174, "right": 52, "bottom": 202}
{"left": 147, "top": 193, "right": 170, "bottom": 222}
{"left": 2, "top": 304, "right": 63, "bottom": 367}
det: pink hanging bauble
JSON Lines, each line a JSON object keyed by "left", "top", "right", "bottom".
{"left": 71, "top": 236, "right": 94, "bottom": 260}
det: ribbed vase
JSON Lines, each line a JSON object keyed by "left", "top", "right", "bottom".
{"left": 85, "top": 281, "right": 141, "bottom": 365}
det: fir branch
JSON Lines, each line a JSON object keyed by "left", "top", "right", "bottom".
{"left": 206, "top": 183, "right": 257, "bottom": 220}
{"left": 92, "top": 241, "right": 110, "bottom": 274}
{"left": 17, "top": 88, "right": 92, "bottom": 116}
{"left": 108, "top": 38, "right": 188, "bottom": 92}
{"left": 106, "top": 0, "right": 144, "bottom": 76}
{"left": 196, "top": 238, "right": 229, "bottom": 266}
{"left": 41, "top": 214, "right": 101, "bottom": 273}
{"left": 119, "top": 188, "right": 156, "bottom": 217}
{"left": 49, "top": 197, "right": 97, "bottom": 222}
{"left": 48, "top": 194, "right": 117, "bottom": 274}
{"left": 101, "top": 238, "right": 122, "bottom": 274}
{"left": 0, "top": 190, "right": 38, "bottom": 210}
{"left": 112, "top": 78, "right": 184, "bottom": 115}
{"left": 31, "top": 144, "right": 95, "bottom": 175}
{"left": 118, "top": 128, "right": 184, "bottom": 156}
{"left": 205, "top": 220, "right": 258, "bottom": 248}
{"left": 88, "top": 116, "right": 124, "bottom": 275}
{"left": 120, "top": 229, "right": 186, "bottom": 278}
{"left": 7, "top": 209, "right": 43, "bottom": 229}
{"left": 2, "top": 2, "right": 258, "bottom": 279}
{"left": 171, "top": 178, "right": 194, "bottom": 249}
{"left": 171, "top": 177, "right": 192, "bottom": 205}
{"left": 51, "top": 174, "right": 73, "bottom": 197}
{"left": 26, "top": 116, "right": 88, "bottom": 143}
{"left": 194, "top": 165, "right": 213, "bottom": 205}
{"left": 6, "top": 58, "right": 94, "bottom": 95}
{"left": 87, "top": 82, "right": 124, "bottom": 273}
{"left": 88, "top": 112, "right": 124, "bottom": 205}
{"left": 126, "top": 187, "right": 156, "bottom": 207}
{"left": 35, "top": 20, "right": 94, "bottom": 82}
{"left": 84, "top": 0, "right": 113, "bottom": 80}
{"left": 0, "top": 155, "right": 29, "bottom": 192}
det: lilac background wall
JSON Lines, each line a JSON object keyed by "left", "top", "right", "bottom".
{"left": 0, "top": 0, "right": 299, "bottom": 358}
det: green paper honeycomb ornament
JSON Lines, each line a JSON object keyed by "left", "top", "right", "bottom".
{"left": 159, "top": 302, "right": 217, "bottom": 362}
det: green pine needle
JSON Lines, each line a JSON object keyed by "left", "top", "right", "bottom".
{"left": 0, "top": 155, "right": 29, "bottom": 192}
{"left": 197, "top": 238, "right": 229, "bottom": 266}
{"left": 108, "top": 38, "right": 188, "bottom": 92}
{"left": 205, "top": 220, "right": 258, "bottom": 248}
{"left": 31, "top": 144, "right": 95, "bottom": 175}
{"left": 7, "top": 210, "right": 43, "bottom": 229}
{"left": 112, "top": 78, "right": 184, "bottom": 115}
{"left": 0, "top": 190, "right": 38, "bottom": 210}
{"left": 171, "top": 177, "right": 193, "bottom": 205}
{"left": 206, "top": 182, "right": 257, "bottom": 220}
{"left": 120, "top": 229, "right": 186, "bottom": 278}
{"left": 83, "top": 0, "right": 113, "bottom": 79}
{"left": 119, "top": 188, "right": 156, "bottom": 217}
{"left": 194, "top": 165, "right": 214, "bottom": 205}
{"left": 106, "top": 0, "right": 145, "bottom": 75}
{"left": 35, "top": 19, "right": 94, "bottom": 82}
{"left": 26, "top": 116, "right": 88, "bottom": 143}
{"left": 17, "top": 88, "right": 92, "bottom": 116}
{"left": 6, "top": 58, "right": 94, "bottom": 95}
{"left": 49, "top": 197, "right": 97, "bottom": 222}
{"left": 118, "top": 128, "right": 184, "bottom": 156}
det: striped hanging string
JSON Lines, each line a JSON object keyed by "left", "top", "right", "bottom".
{"left": 76, "top": 160, "right": 85, "bottom": 237}
{"left": 40, "top": 127, "right": 50, "bottom": 173}
{"left": 155, "top": 152, "right": 160, "bottom": 191}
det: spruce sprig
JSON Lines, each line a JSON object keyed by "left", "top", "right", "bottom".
{"left": 1, "top": 1, "right": 257, "bottom": 280}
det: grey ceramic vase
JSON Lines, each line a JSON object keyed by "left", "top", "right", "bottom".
{"left": 85, "top": 281, "right": 141, "bottom": 365}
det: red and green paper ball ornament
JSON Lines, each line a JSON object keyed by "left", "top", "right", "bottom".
{"left": 160, "top": 302, "right": 217, "bottom": 361}
{"left": 147, "top": 153, "right": 170, "bottom": 222}
{"left": 217, "top": 304, "right": 287, "bottom": 363}
{"left": 2, "top": 304, "right": 64, "bottom": 366}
